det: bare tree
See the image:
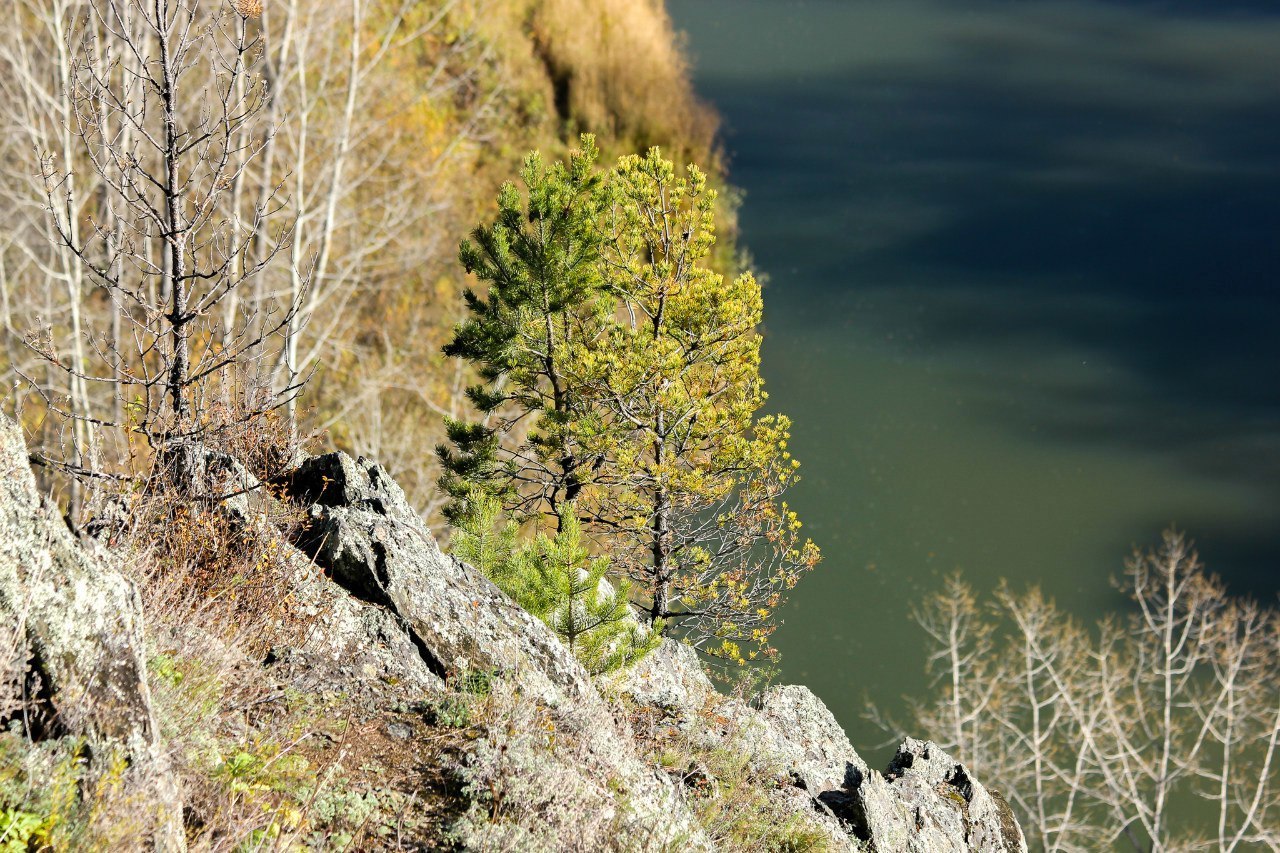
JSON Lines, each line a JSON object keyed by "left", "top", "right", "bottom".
{"left": 0, "top": 0, "right": 99, "bottom": 510}
{"left": 908, "top": 531, "right": 1280, "bottom": 851}
{"left": 221, "top": 0, "right": 488, "bottom": 403}
{"left": 2, "top": 0, "right": 502, "bottom": 518}
{"left": 29, "top": 0, "right": 306, "bottom": 491}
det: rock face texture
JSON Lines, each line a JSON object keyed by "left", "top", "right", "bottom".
{"left": 283, "top": 451, "right": 709, "bottom": 850}
{"left": 615, "top": 639, "right": 1027, "bottom": 853}
{"left": 285, "top": 451, "right": 608, "bottom": 701}
{"left": 875, "top": 738, "right": 1028, "bottom": 853}
{"left": 0, "top": 428, "right": 1026, "bottom": 851}
{"left": 268, "top": 547, "right": 445, "bottom": 699}
{"left": 0, "top": 415, "right": 184, "bottom": 850}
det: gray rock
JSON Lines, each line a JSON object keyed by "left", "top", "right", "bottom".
{"left": 756, "top": 684, "right": 864, "bottom": 794}
{"left": 283, "top": 451, "right": 708, "bottom": 850}
{"left": 823, "top": 738, "right": 1028, "bottom": 853}
{"left": 613, "top": 643, "right": 865, "bottom": 851}
{"left": 267, "top": 546, "right": 445, "bottom": 697}
{"left": 747, "top": 684, "right": 913, "bottom": 851}
{"left": 286, "top": 453, "right": 589, "bottom": 698}
{"left": 874, "top": 738, "right": 1028, "bottom": 853}
{"left": 614, "top": 641, "right": 1027, "bottom": 853}
{"left": 0, "top": 415, "right": 184, "bottom": 850}
{"left": 610, "top": 635, "right": 715, "bottom": 715}
{"left": 159, "top": 439, "right": 262, "bottom": 523}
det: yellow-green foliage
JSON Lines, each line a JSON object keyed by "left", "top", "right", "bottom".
{"left": 147, "top": 648, "right": 321, "bottom": 847}
{"left": 0, "top": 733, "right": 148, "bottom": 851}
{"left": 582, "top": 150, "right": 820, "bottom": 664}
{"left": 298, "top": 0, "right": 731, "bottom": 524}
{"left": 441, "top": 141, "right": 819, "bottom": 665}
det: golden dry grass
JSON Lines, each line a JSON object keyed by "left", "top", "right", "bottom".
{"left": 496, "top": 0, "right": 719, "bottom": 163}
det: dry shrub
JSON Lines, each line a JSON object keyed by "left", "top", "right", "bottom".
{"left": 133, "top": 507, "right": 306, "bottom": 650}
{"left": 100, "top": 403, "right": 315, "bottom": 656}
{"left": 231, "top": 0, "right": 263, "bottom": 17}
{"left": 909, "top": 531, "right": 1280, "bottom": 850}
{"left": 0, "top": 733, "right": 166, "bottom": 851}
{"left": 449, "top": 679, "right": 635, "bottom": 852}
{"left": 146, "top": 624, "right": 320, "bottom": 850}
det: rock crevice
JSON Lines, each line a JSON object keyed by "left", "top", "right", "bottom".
{"left": 614, "top": 638, "right": 1028, "bottom": 852}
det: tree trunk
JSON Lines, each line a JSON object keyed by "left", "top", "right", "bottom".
{"left": 649, "top": 430, "right": 670, "bottom": 622}
{"left": 159, "top": 13, "right": 188, "bottom": 425}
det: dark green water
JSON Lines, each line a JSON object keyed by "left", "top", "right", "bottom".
{"left": 667, "top": 0, "right": 1280, "bottom": 762}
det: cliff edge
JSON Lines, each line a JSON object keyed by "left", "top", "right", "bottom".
{"left": 0, "top": 418, "right": 1024, "bottom": 851}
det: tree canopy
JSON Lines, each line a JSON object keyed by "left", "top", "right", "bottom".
{"left": 441, "top": 139, "right": 820, "bottom": 665}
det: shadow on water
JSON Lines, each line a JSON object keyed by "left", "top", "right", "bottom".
{"left": 704, "top": 66, "right": 1280, "bottom": 557}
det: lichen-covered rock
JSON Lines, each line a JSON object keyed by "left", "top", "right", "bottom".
{"left": 0, "top": 415, "right": 184, "bottom": 850}
{"left": 265, "top": 548, "right": 446, "bottom": 698}
{"left": 755, "top": 684, "right": 863, "bottom": 794}
{"left": 612, "top": 635, "right": 716, "bottom": 714}
{"left": 283, "top": 451, "right": 708, "bottom": 850}
{"left": 875, "top": 738, "right": 1028, "bottom": 853}
{"left": 159, "top": 439, "right": 262, "bottom": 523}
{"left": 613, "top": 644, "right": 864, "bottom": 851}
{"left": 615, "top": 641, "right": 1027, "bottom": 853}
{"left": 749, "top": 683, "right": 912, "bottom": 850}
{"left": 284, "top": 452, "right": 601, "bottom": 701}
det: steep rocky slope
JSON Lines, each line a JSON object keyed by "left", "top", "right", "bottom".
{"left": 0, "top": 416, "right": 1024, "bottom": 850}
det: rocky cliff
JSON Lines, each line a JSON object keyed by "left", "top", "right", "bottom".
{"left": 0, "top": 416, "right": 1025, "bottom": 851}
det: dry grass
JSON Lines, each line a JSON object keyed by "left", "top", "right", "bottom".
{"left": 447, "top": 679, "right": 642, "bottom": 852}
{"left": 140, "top": 534, "right": 472, "bottom": 850}
{"left": 527, "top": 0, "right": 718, "bottom": 160}
{"left": 89, "top": 403, "right": 316, "bottom": 658}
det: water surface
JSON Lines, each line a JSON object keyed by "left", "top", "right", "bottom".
{"left": 667, "top": 0, "right": 1280, "bottom": 761}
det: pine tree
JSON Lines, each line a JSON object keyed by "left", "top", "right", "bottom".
{"left": 581, "top": 148, "right": 820, "bottom": 664}
{"left": 443, "top": 143, "right": 820, "bottom": 667}
{"left": 453, "top": 496, "right": 658, "bottom": 675}
{"left": 450, "top": 491, "right": 524, "bottom": 591}
{"left": 527, "top": 507, "right": 660, "bottom": 675}
{"left": 437, "top": 136, "right": 608, "bottom": 529}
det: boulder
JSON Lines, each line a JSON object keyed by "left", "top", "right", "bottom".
{"left": 284, "top": 452, "right": 595, "bottom": 700}
{"left": 755, "top": 684, "right": 864, "bottom": 794}
{"left": 613, "top": 644, "right": 865, "bottom": 851}
{"left": 0, "top": 415, "right": 184, "bottom": 850}
{"left": 282, "top": 451, "right": 708, "bottom": 849}
{"left": 158, "top": 439, "right": 262, "bottom": 523}
{"left": 612, "top": 634, "right": 715, "bottom": 715}
{"left": 265, "top": 547, "right": 446, "bottom": 699}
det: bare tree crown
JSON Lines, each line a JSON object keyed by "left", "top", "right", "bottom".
{"left": 30, "top": 0, "right": 307, "bottom": 486}
{"left": 909, "top": 531, "right": 1280, "bottom": 852}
